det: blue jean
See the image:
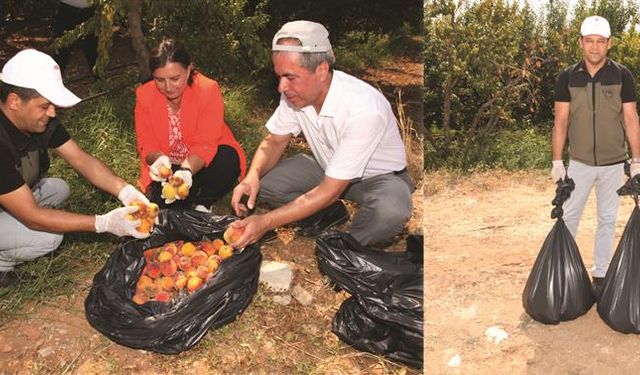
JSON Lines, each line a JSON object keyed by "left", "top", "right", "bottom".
{"left": 563, "top": 160, "right": 625, "bottom": 278}
{"left": 0, "top": 178, "right": 70, "bottom": 272}
{"left": 258, "top": 153, "right": 414, "bottom": 245}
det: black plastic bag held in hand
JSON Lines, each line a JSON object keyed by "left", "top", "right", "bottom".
{"left": 316, "top": 232, "right": 423, "bottom": 369}
{"left": 522, "top": 177, "right": 595, "bottom": 324}
{"left": 598, "top": 174, "right": 640, "bottom": 333}
{"left": 84, "top": 210, "right": 261, "bottom": 354}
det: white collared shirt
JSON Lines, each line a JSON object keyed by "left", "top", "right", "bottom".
{"left": 266, "top": 70, "right": 407, "bottom": 180}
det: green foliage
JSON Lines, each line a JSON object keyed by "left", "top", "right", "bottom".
{"left": 143, "top": 0, "right": 270, "bottom": 83}
{"left": 334, "top": 31, "right": 391, "bottom": 71}
{"left": 425, "top": 126, "right": 551, "bottom": 171}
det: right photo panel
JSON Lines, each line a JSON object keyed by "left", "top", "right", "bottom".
{"left": 426, "top": 0, "right": 640, "bottom": 373}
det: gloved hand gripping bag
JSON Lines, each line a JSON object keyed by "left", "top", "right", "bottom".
{"left": 522, "top": 177, "right": 595, "bottom": 324}
{"left": 598, "top": 174, "right": 640, "bottom": 333}
{"left": 316, "top": 232, "right": 423, "bottom": 369}
{"left": 84, "top": 209, "right": 261, "bottom": 354}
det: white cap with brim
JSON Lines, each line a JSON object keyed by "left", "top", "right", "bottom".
{"left": 0, "top": 49, "right": 81, "bottom": 108}
{"left": 581, "top": 15, "right": 611, "bottom": 38}
{"left": 272, "top": 20, "right": 332, "bottom": 53}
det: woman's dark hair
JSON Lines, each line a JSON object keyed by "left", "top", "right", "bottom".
{"left": 148, "top": 38, "right": 196, "bottom": 85}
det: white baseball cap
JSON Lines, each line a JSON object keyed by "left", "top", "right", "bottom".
{"left": 272, "top": 20, "right": 332, "bottom": 53}
{"left": 580, "top": 16, "right": 611, "bottom": 38}
{"left": 0, "top": 49, "right": 81, "bottom": 107}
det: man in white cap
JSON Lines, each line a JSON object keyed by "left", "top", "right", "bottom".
{"left": 0, "top": 49, "right": 150, "bottom": 287}
{"left": 551, "top": 16, "right": 640, "bottom": 294}
{"left": 230, "top": 20, "right": 413, "bottom": 248}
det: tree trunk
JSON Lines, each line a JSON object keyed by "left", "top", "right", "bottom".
{"left": 127, "top": 0, "right": 150, "bottom": 81}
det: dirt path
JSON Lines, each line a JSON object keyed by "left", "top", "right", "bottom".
{"left": 426, "top": 170, "right": 640, "bottom": 374}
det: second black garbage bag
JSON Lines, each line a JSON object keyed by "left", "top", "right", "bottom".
{"left": 598, "top": 174, "right": 640, "bottom": 333}
{"left": 316, "top": 232, "right": 424, "bottom": 369}
{"left": 522, "top": 177, "right": 595, "bottom": 324}
{"left": 84, "top": 209, "right": 261, "bottom": 354}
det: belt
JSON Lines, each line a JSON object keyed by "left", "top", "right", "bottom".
{"left": 393, "top": 167, "right": 407, "bottom": 175}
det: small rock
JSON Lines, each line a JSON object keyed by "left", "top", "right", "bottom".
{"left": 292, "top": 284, "right": 313, "bottom": 306}
{"left": 272, "top": 295, "right": 292, "bottom": 305}
{"left": 259, "top": 261, "right": 294, "bottom": 292}
{"left": 38, "top": 346, "right": 54, "bottom": 358}
{"left": 447, "top": 354, "right": 461, "bottom": 367}
{"left": 485, "top": 326, "right": 508, "bottom": 343}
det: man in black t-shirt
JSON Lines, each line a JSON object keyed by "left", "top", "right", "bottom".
{"left": 551, "top": 16, "right": 640, "bottom": 294}
{"left": 0, "top": 49, "right": 150, "bottom": 287}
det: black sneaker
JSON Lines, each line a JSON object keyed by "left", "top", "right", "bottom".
{"left": 0, "top": 270, "right": 19, "bottom": 288}
{"left": 295, "top": 201, "right": 349, "bottom": 237}
{"left": 593, "top": 277, "right": 604, "bottom": 298}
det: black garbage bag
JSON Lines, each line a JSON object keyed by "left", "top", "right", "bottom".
{"left": 85, "top": 209, "right": 261, "bottom": 354}
{"left": 598, "top": 174, "right": 640, "bottom": 333}
{"left": 522, "top": 177, "right": 595, "bottom": 324}
{"left": 316, "top": 232, "right": 423, "bottom": 369}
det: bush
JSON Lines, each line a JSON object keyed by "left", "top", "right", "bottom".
{"left": 334, "top": 31, "right": 392, "bottom": 72}
{"left": 426, "top": 126, "right": 551, "bottom": 171}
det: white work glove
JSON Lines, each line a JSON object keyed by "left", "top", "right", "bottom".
{"left": 117, "top": 184, "right": 150, "bottom": 206}
{"left": 173, "top": 169, "right": 193, "bottom": 188}
{"left": 631, "top": 160, "right": 640, "bottom": 178}
{"left": 550, "top": 160, "right": 566, "bottom": 182}
{"left": 95, "top": 206, "right": 149, "bottom": 239}
{"left": 149, "top": 155, "right": 171, "bottom": 182}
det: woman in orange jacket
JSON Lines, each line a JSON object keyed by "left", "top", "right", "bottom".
{"left": 135, "top": 38, "right": 246, "bottom": 211}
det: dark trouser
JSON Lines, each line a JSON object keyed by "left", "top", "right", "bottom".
{"left": 259, "top": 153, "right": 415, "bottom": 245}
{"left": 147, "top": 145, "right": 241, "bottom": 209}
{"left": 52, "top": 3, "right": 98, "bottom": 74}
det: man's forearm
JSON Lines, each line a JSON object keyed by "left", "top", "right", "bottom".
{"left": 247, "top": 135, "right": 289, "bottom": 178}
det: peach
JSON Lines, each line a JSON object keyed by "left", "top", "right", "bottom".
{"left": 159, "top": 276, "right": 175, "bottom": 291}
{"left": 181, "top": 242, "right": 197, "bottom": 257}
{"left": 160, "top": 259, "right": 178, "bottom": 277}
{"left": 162, "top": 183, "right": 177, "bottom": 200}
{"left": 176, "top": 183, "right": 189, "bottom": 200}
{"left": 132, "top": 292, "right": 148, "bottom": 305}
{"left": 210, "top": 254, "right": 222, "bottom": 264}
{"left": 191, "top": 251, "right": 208, "bottom": 267}
{"left": 199, "top": 241, "right": 215, "bottom": 256}
{"left": 158, "top": 165, "right": 173, "bottom": 179}
{"left": 178, "top": 256, "right": 193, "bottom": 272}
{"left": 137, "top": 219, "right": 153, "bottom": 233}
{"left": 142, "top": 282, "right": 161, "bottom": 298}
{"left": 168, "top": 175, "right": 184, "bottom": 187}
{"left": 212, "top": 239, "right": 224, "bottom": 250}
{"left": 143, "top": 248, "right": 157, "bottom": 261}
{"left": 145, "top": 262, "right": 162, "bottom": 279}
{"left": 175, "top": 274, "right": 188, "bottom": 289}
{"left": 223, "top": 226, "right": 244, "bottom": 244}
{"left": 158, "top": 251, "right": 173, "bottom": 263}
{"left": 218, "top": 245, "right": 234, "bottom": 260}
{"left": 155, "top": 290, "right": 172, "bottom": 303}
{"left": 187, "top": 276, "right": 203, "bottom": 293}
{"left": 195, "top": 265, "right": 209, "bottom": 279}
{"left": 148, "top": 202, "right": 160, "bottom": 217}
{"left": 206, "top": 256, "right": 219, "bottom": 274}
{"left": 136, "top": 275, "right": 153, "bottom": 291}
{"left": 163, "top": 242, "right": 178, "bottom": 255}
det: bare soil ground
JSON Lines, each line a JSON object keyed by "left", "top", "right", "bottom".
{"left": 0, "top": 13, "right": 423, "bottom": 375}
{"left": 426, "top": 170, "right": 640, "bottom": 375}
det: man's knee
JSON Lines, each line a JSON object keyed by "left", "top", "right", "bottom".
{"left": 28, "top": 232, "right": 64, "bottom": 259}
{"left": 36, "top": 178, "right": 71, "bottom": 207}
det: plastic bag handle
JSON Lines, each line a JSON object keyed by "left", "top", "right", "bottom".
{"left": 551, "top": 176, "right": 575, "bottom": 219}
{"left": 617, "top": 174, "right": 640, "bottom": 206}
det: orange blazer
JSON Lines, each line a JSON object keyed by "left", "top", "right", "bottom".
{"left": 134, "top": 72, "right": 246, "bottom": 191}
